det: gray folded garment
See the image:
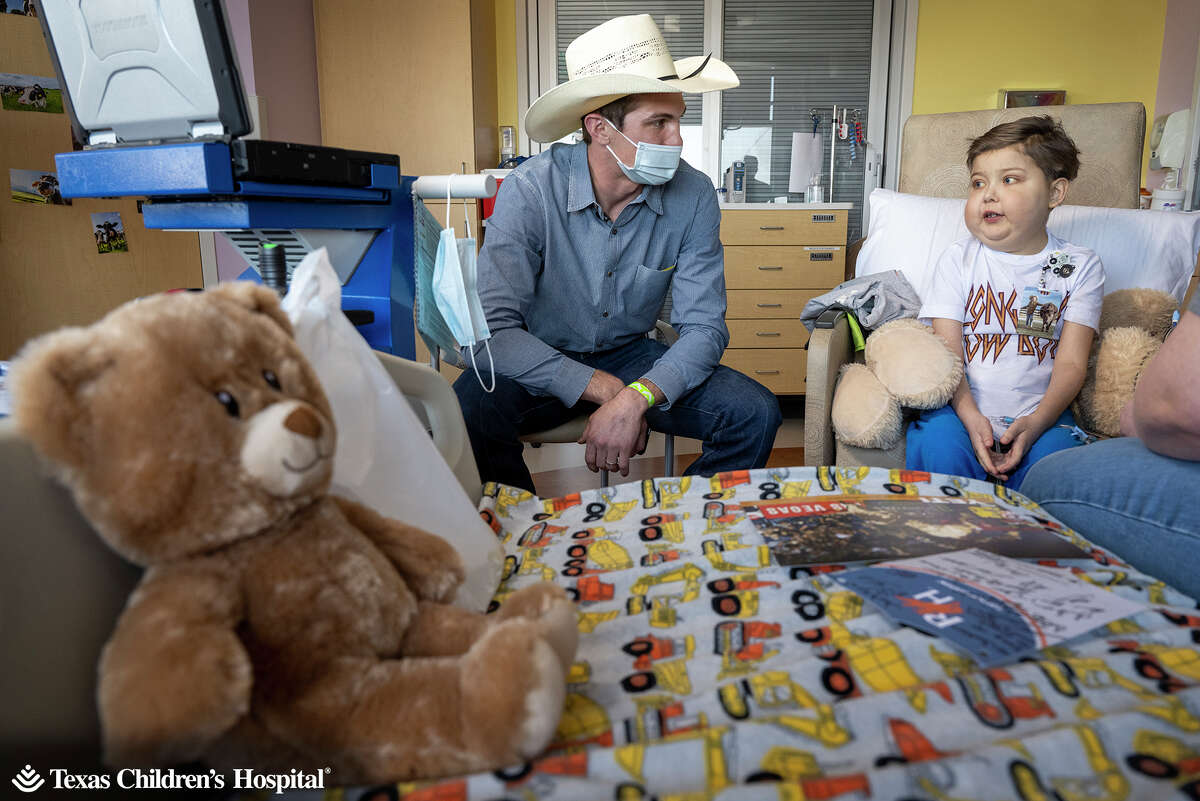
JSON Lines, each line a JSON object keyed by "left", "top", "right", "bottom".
{"left": 800, "top": 269, "right": 922, "bottom": 332}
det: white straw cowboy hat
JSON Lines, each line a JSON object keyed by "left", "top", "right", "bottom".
{"left": 524, "top": 14, "right": 739, "bottom": 143}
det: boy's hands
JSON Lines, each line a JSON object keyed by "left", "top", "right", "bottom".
{"left": 962, "top": 410, "right": 1001, "bottom": 478}
{"left": 993, "top": 414, "right": 1050, "bottom": 479}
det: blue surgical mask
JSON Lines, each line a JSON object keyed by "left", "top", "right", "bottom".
{"left": 604, "top": 117, "right": 682, "bottom": 185}
{"left": 432, "top": 181, "right": 495, "bottom": 392}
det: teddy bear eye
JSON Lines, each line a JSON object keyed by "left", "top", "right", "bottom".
{"left": 262, "top": 369, "right": 281, "bottom": 391}
{"left": 214, "top": 390, "right": 240, "bottom": 418}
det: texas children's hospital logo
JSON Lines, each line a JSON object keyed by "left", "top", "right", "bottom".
{"left": 12, "top": 765, "right": 43, "bottom": 793}
{"left": 11, "top": 764, "right": 329, "bottom": 793}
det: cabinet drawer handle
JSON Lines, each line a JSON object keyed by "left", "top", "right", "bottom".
{"left": 757, "top": 265, "right": 783, "bottom": 271}
{"left": 755, "top": 332, "right": 782, "bottom": 337}
{"left": 759, "top": 225, "right": 785, "bottom": 230}
{"left": 756, "top": 303, "right": 783, "bottom": 308}
{"left": 755, "top": 369, "right": 781, "bottom": 375}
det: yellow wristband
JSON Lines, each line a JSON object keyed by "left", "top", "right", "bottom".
{"left": 628, "top": 381, "right": 655, "bottom": 408}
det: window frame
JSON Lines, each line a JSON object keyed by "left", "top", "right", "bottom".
{"left": 516, "top": 0, "right": 919, "bottom": 232}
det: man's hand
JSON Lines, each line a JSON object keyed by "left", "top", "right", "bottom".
{"left": 993, "top": 413, "right": 1051, "bottom": 480}
{"left": 580, "top": 369, "right": 626, "bottom": 406}
{"left": 579, "top": 388, "right": 648, "bottom": 477}
{"left": 961, "top": 409, "right": 1001, "bottom": 478}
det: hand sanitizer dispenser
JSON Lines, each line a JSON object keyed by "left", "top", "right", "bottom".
{"left": 724, "top": 161, "right": 746, "bottom": 203}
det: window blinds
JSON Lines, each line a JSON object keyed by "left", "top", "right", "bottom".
{"left": 551, "top": 0, "right": 877, "bottom": 240}
{"left": 721, "top": 0, "right": 874, "bottom": 240}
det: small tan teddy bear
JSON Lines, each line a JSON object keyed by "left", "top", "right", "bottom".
{"left": 831, "top": 318, "right": 964, "bottom": 450}
{"left": 9, "top": 283, "right": 578, "bottom": 785}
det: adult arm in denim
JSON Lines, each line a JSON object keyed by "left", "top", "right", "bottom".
{"left": 471, "top": 173, "right": 595, "bottom": 406}
{"left": 1119, "top": 306, "right": 1200, "bottom": 460}
{"left": 638, "top": 186, "right": 730, "bottom": 408}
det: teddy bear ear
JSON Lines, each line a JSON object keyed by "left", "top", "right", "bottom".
{"left": 8, "top": 326, "right": 113, "bottom": 468}
{"left": 209, "top": 282, "right": 295, "bottom": 338}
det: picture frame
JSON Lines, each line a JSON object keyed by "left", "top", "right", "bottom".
{"left": 999, "top": 89, "right": 1067, "bottom": 109}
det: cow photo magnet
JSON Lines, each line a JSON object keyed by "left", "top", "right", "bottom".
{"left": 1, "top": 0, "right": 37, "bottom": 16}
{"left": 1015, "top": 287, "right": 1064, "bottom": 340}
{"left": 92, "top": 212, "right": 129, "bottom": 254}
{"left": 0, "top": 72, "right": 63, "bottom": 113}
{"left": 10, "top": 168, "right": 70, "bottom": 205}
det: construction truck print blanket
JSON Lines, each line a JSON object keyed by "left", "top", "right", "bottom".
{"left": 243, "top": 467, "right": 1200, "bottom": 801}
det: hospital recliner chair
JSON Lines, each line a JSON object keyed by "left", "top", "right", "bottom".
{"left": 803, "top": 102, "right": 1147, "bottom": 468}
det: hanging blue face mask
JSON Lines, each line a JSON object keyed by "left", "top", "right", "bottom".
{"left": 432, "top": 179, "right": 495, "bottom": 392}
{"left": 604, "top": 117, "right": 682, "bottom": 185}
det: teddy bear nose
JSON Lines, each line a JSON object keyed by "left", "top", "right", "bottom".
{"left": 284, "top": 407, "right": 323, "bottom": 439}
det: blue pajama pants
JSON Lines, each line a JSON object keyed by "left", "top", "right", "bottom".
{"left": 905, "top": 404, "right": 1082, "bottom": 488}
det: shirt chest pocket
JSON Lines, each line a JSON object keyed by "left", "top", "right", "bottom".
{"left": 626, "top": 264, "right": 674, "bottom": 323}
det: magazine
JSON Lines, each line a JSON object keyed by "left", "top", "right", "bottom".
{"left": 834, "top": 549, "right": 1144, "bottom": 666}
{"left": 745, "top": 494, "right": 1087, "bottom": 567}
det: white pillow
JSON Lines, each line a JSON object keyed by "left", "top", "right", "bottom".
{"left": 856, "top": 191, "right": 967, "bottom": 298}
{"left": 856, "top": 188, "right": 1200, "bottom": 302}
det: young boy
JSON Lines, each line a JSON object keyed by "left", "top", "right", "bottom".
{"left": 907, "top": 116, "right": 1105, "bottom": 488}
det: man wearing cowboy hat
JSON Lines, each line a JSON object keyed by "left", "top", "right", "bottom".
{"left": 454, "top": 15, "right": 782, "bottom": 493}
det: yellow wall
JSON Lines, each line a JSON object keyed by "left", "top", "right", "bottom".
{"left": 912, "top": 0, "right": 1168, "bottom": 177}
{"left": 494, "top": 0, "right": 519, "bottom": 137}
{"left": 496, "top": 2, "right": 1172, "bottom": 171}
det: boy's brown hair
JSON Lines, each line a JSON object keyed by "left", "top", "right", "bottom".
{"left": 967, "top": 115, "right": 1080, "bottom": 182}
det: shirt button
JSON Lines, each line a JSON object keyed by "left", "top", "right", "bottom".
{"left": 607, "top": 271, "right": 613, "bottom": 277}
{"left": 602, "top": 311, "right": 609, "bottom": 318}
{"left": 610, "top": 227, "right": 618, "bottom": 235}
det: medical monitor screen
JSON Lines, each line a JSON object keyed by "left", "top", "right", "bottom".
{"left": 36, "top": 0, "right": 250, "bottom": 146}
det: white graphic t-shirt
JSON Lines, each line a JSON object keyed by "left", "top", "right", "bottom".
{"left": 919, "top": 233, "right": 1105, "bottom": 437}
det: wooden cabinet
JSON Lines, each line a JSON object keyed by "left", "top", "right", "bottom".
{"left": 314, "top": 0, "right": 497, "bottom": 178}
{"left": 313, "top": 0, "right": 497, "bottom": 378}
{"left": 719, "top": 204, "right": 850, "bottom": 395}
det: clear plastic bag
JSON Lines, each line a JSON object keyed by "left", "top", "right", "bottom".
{"left": 281, "top": 248, "right": 501, "bottom": 611}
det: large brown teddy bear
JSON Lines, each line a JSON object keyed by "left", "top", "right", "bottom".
{"left": 1073, "top": 288, "right": 1180, "bottom": 437}
{"left": 9, "top": 283, "right": 578, "bottom": 784}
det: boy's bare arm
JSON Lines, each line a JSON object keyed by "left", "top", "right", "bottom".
{"left": 992, "top": 321, "right": 1092, "bottom": 477}
{"left": 931, "top": 319, "right": 982, "bottom": 418}
{"left": 1033, "top": 321, "right": 1092, "bottom": 426}
{"left": 931, "top": 318, "right": 998, "bottom": 475}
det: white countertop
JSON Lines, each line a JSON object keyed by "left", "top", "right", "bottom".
{"left": 719, "top": 202, "right": 853, "bottom": 210}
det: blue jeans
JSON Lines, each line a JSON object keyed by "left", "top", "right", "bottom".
{"left": 906, "top": 404, "right": 1081, "bottom": 488}
{"left": 1020, "top": 437, "right": 1200, "bottom": 600}
{"left": 453, "top": 338, "right": 782, "bottom": 492}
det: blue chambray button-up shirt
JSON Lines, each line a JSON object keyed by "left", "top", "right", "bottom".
{"left": 470, "top": 141, "right": 728, "bottom": 409}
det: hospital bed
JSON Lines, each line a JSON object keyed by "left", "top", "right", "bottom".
{"left": 803, "top": 102, "right": 1200, "bottom": 468}
{"left": 5, "top": 345, "right": 1200, "bottom": 799}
